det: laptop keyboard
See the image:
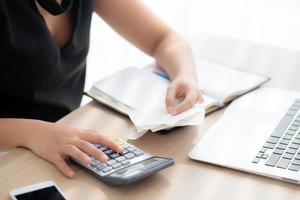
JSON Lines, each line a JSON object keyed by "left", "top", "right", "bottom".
{"left": 252, "top": 99, "right": 300, "bottom": 171}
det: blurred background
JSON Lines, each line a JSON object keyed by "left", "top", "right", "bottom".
{"left": 84, "top": 0, "right": 300, "bottom": 104}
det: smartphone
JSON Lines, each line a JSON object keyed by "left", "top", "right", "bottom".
{"left": 9, "top": 181, "right": 66, "bottom": 200}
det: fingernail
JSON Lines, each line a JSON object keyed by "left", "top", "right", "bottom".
{"left": 102, "top": 155, "right": 108, "bottom": 161}
{"left": 68, "top": 171, "right": 75, "bottom": 177}
{"left": 118, "top": 147, "right": 124, "bottom": 153}
{"left": 85, "top": 157, "right": 91, "bottom": 164}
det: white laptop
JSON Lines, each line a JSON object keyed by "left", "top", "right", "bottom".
{"left": 189, "top": 87, "right": 300, "bottom": 183}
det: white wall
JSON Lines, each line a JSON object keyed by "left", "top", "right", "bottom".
{"left": 84, "top": 0, "right": 300, "bottom": 104}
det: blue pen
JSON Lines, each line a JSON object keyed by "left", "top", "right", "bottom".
{"left": 154, "top": 70, "right": 171, "bottom": 81}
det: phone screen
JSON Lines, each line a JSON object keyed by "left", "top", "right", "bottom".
{"left": 15, "top": 186, "right": 65, "bottom": 200}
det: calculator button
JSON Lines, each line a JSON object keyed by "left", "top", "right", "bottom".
{"left": 109, "top": 153, "right": 120, "bottom": 159}
{"left": 112, "top": 163, "right": 122, "bottom": 169}
{"left": 96, "top": 163, "right": 107, "bottom": 170}
{"left": 133, "top": 150, "right": 144, "bottom": 157}
{"left": 107, "top": 160, "right": 117, "bottom": 166}
{"left": 122, "top": 150, "right": 129, "bottom": 155}
{"left": 115, "top": 156, "right": 126, "bottom": 162}
{"left": 94, "top": 144, "right": 102, "bottom": 148}
{"left": 91, "top": 160, "right": 101, "bottom": 167}
{"left": 124, "top": 153, "right": 135, "bottom": 159}
{"left": 127, "top": 147, "right": 136, "bottom": 152}
{"left": 121, "top": 160, "right": 130, "bottom": 166}
{"left": 104, "top": 150, "right": 113, "bottom": 155}
{"left": 102, "top": 167, "right": 112, "bottom": 173}
{"left": 99, "top": 146, "right": 108, "bottom": 151}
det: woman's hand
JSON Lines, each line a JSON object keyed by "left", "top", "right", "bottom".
{"left": 166, "top": 74, "right": 203, "bottom": 115}
{"left": 22, "top": 120, "right": 123, "bottom": 178}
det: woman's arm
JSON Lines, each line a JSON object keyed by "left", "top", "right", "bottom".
{"left": 95, "top": 0, "right": 203, "bottom": 114}
{"left": 0, "top": 119, "right": 123, "bottom": 177}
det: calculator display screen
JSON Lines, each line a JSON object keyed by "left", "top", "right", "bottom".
{"left": 15, "top": 186, "right": 65, "bottom": 200}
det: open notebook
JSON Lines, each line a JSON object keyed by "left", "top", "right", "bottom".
{"left": 85, "top": 59, "right": 270, "bottom": 115}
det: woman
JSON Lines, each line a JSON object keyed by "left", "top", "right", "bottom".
{"left": 0, "top": 0, "right": 202, "bottom": 177}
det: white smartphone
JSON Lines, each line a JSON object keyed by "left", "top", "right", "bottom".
{"left": 9, "top": 181, "right": 66, "bottom": 200}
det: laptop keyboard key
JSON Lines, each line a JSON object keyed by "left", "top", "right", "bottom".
{"left": 252, "top": 157, "right": 260, "bottom": 164}
{"left": 263, "top": 142, "right": 275, "bottom": 149}
{"left": 286, "top": 148, "right": 297, "bottom": 155}
{"left": 276, "top": 144, "right": 288, "bottom": 150}
{"left": 267, "top": 137, "right": 279, "bottom": 144}
{"left": 279, "top": 139, "right": 290, "bottom": 145}
{"left": 289, "top": 143, "right": 300, "bottom": 150}
{"left": 259, "top": 148, "right": 267, "bottom": 153}
{"left": 295, "top": 134, "right": 300, "bottom": 139}
{"left": 282, "top": 134, "right": 293, "bottom": 140}
{"left": 277, "top": 158, "right": 291, "bottom": 169}
{"left": 292, "top": 139, "right": 300, "bottom": 145}
{"left": 265, "top": 154, "right": 281, "bottom": 167}
{"left": 286, "top": 130, "right": 296, "bottom": 136}
{"left": 261, "top": 154, "right": 269, "bottom": 159}
{"left": 294, "top": 154, "right": 300, "bottom": 160}
{"left": 273, "top": 148, "right": 284, "bottom": 155}
{"left": 289, "top": 125, "right": 299, "bottom": 131}
{"left": 292, "top": 159, "right": 300, "bottom": 166}
{"left": 288, "top": 164, "right": 300, "bottom": 172}
{"left": 256, "top": 152, "right": 263, "bottom": 158}
{"left": 282, "top": 153, "right": 294, "bottom": 160}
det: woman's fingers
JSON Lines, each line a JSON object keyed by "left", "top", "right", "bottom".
{"left": 80, "top": 131, "right": 123, "bottom": 153}
{"left": 51, "top": 155, "right": 75, "bottom": 178}
{"left": 63, "top": 145, "right": 91, "bottom": 166}
{"left": 73, "top": 140, "right": 108, "bottom": 163}
{"left": 173, "top": 91, "right": 198, "bottom": 114}
{"left": 166, "top": 85, "right": 177, "bottom": 113}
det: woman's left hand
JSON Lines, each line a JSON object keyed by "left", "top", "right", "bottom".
{"left": 166, "top": 74, "right": 203, "bottom": 115}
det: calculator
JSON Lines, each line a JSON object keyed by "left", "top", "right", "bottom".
{"left": 71, "top": 139, "right": 174, "bottom": 185}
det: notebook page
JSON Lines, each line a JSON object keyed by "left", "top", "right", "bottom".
{"left": 92, "top": 67, "right": 168, "bottom": 110}
{"left": 92, "top": 67, "right": 218, "bottom": 111}
{"left": 196, "top": 59, "right": 268, "bottom": 103}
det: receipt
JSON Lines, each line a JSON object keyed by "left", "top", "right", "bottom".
{"left": 126, "top": 104, "right": 205, "bottom": 139}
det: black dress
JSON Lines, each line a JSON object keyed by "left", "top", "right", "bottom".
{"left": 0, "top": 0, "right": 93, "bottom": 122}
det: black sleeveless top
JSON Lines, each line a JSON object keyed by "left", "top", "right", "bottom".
{"left": 0, "top": 0, "right": 93, "bottom": 122}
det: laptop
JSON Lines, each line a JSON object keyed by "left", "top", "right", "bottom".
{"left": 189, "top": 87, "right": 300, "bottom": 183}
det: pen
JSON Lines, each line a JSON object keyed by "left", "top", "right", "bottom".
{"left": 154, "top": 70, "right": 171, "bottom": 81}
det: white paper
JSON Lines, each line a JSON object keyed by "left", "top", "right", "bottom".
{"left": 92, "top": 67, "right": 169, "bottom": 110}
{"left": 127, "top": 104, "right": 205, "bottom": 139}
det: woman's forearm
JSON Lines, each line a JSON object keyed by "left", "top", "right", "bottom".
{"left": 153, "top": 32, "right": 198, "bottom": 82}
{"left": 0, "top": 119, "right": 31, "bottom": 149}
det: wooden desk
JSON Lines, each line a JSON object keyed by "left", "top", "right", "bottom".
{"left": 1, "top": 35, "right": 300, "bottom": 200}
